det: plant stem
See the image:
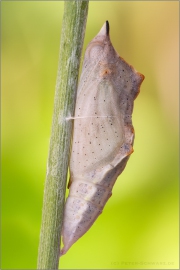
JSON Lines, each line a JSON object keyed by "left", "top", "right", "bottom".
{"left": 37, "top": 1, "right": 89, "bottom": 269}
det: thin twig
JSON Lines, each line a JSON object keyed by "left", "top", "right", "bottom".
{"left": 37, "top": 1, "right": 89, "bottom": 269}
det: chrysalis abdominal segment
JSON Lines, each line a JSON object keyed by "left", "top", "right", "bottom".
{"left": 66, "top": 116, "right": 118, "bottom": 120}
{"left": 61, "top": 20, "right": 144, "bottom": 255}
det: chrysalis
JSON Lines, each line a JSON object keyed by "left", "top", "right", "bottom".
{"left": 61, "top": 21, "right": 144, "bottom": 255}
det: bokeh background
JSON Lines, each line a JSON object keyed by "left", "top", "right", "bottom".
{"left": 1, "top": 1, "right": 179, "bottom": 269}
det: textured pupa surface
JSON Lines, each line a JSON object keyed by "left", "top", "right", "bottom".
{"left": 60, "top": 21, "right": 144, "bottom": 255}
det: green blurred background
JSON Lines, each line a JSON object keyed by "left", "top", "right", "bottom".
{"left": 1, "top": 1, "right": 179, "bottom": 269}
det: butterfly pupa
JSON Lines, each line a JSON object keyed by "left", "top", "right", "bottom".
{"left": 60, "top": 21, "right": 144, "bottom": 255}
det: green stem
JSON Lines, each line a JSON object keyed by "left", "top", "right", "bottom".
{"left": 37, "top": 1, "right": 89, "bottom": 269}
